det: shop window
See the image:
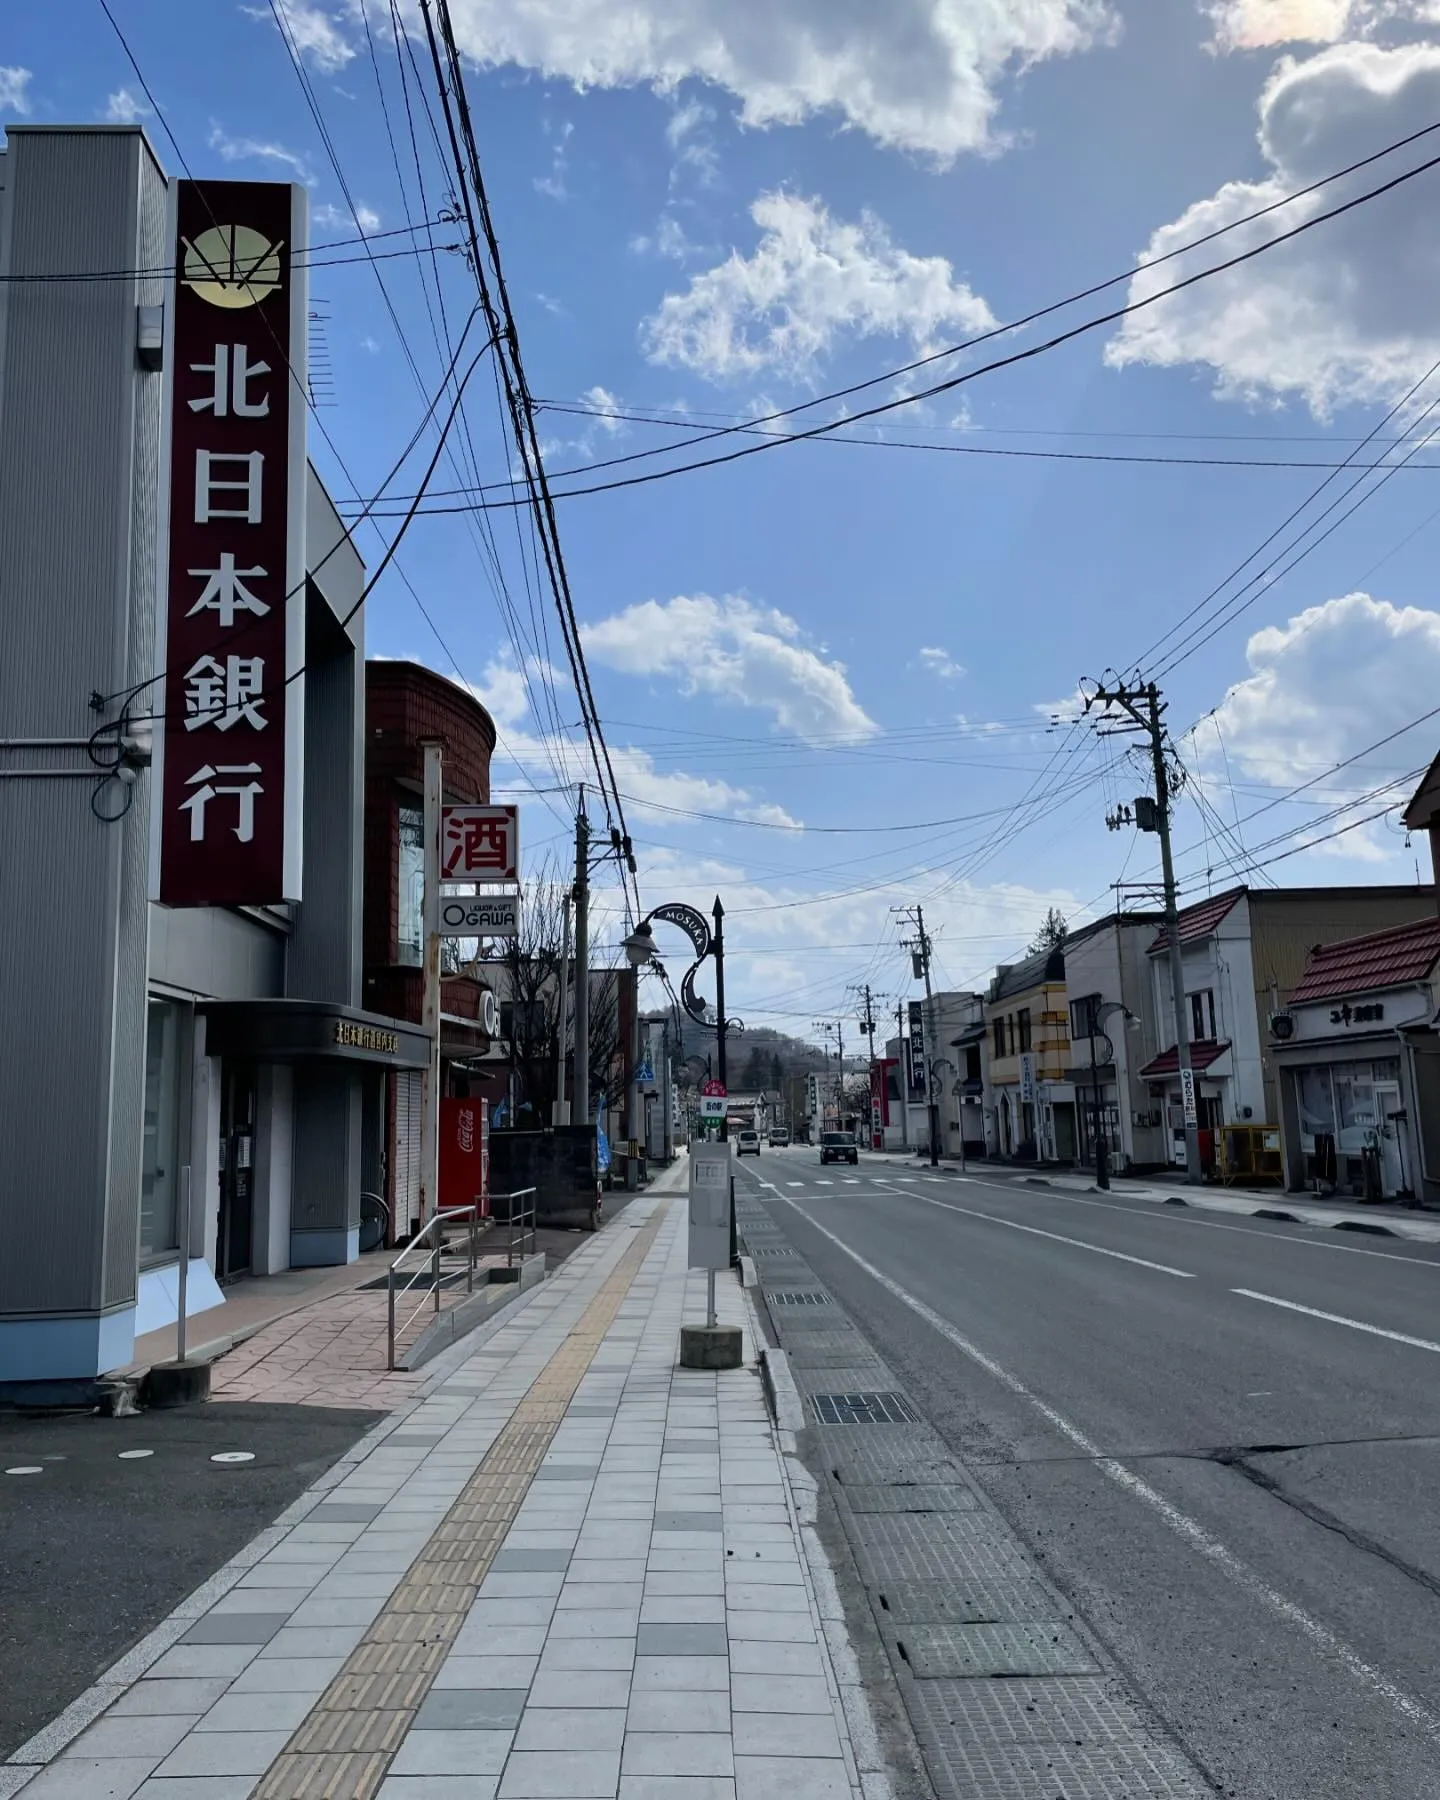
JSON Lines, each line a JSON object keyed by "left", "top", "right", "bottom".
{"left": 141, "top": 998, "right": 182, "bottom": 1262}
{"left": 1335, "top": 1068, "right": 1380, "bottom": 1154}
{"left": 1297, "top": 1067, "right": 1335, "bottom": 1150}
{"left": 1190, "top": 989, "right": 1217, "bottom": 1041}
{"left": 1017, "top": 1008, "right": 1033, "bottom": 1053}
{"left": 397, "top": 803, "right": 424, "bottom": 966}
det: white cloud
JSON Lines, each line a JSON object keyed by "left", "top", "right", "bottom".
{"left": 439, "top": 0, "right": 1117, "bottom": 161}
{"left": 1107, "top": 42, "right": 1440, "bottom": 416}
{"left": 314, "top": 199, "right": 381, "bottom": 233}
{"left": 1205, "top": 591, "right": 1439, "bottom": 860}
{"left": 467, "top": 652, "right": 804, "bottom": 826}
{"left": 104, "top": 87, "right": 149, "bottom": 124}
{"left": 631, "top": 213, "right": 696, "bottom": 262}
{"left": 1202, "top": 0, "right": 1440, "bottom": 51}
{"left": 247, "top": 0, "right": 356, "bottom": 73}
{"left": 209, "top": 124, "right": 313, "bottom": 182}
{"left": 579, "top": 385, "right": 625, "bottom": 433}
{"left": 0, "top": 67, "right": 33, "bottom": 115}
{"left": 582, "top": 594, "right": 878, "bottom": 744}
{"left": 642, "top": 191, "right": 996, "bottom": 381}
{"left": 534, "top": 117, "right": 573, "bottom": 201}
{"left": 919, "top": 646, "right": 965, "bottom": 679}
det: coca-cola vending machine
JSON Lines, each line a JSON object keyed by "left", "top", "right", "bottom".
{"left": 440, "top": 1097, "right": 489, "bottom": 1216}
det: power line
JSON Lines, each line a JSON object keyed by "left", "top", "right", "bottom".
{"left": 352, "top": 134, "right": 1440, "bottom": 518}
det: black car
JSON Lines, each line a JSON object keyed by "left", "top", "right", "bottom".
{"left": 819, "top": 1131, "right": 858, "bottom": 1165}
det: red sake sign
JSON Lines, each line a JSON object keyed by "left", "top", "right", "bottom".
{"left": 153, "top": 180, "right": 307, "bottom": 905}
{"left": 441, "top": 805, "right": 520, "bottom": 882}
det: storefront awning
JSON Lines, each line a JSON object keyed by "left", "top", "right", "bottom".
{"left": 1139, "top": 1038, "right": 1230, "bottom": 1080}
{"left": 199, "top": 998, "right": 431, "bottom": 1069}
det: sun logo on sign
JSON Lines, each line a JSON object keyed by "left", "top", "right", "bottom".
{"left": 181, "top": 225, "right": 284, "bottom": 309}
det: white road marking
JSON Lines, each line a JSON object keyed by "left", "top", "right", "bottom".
{"left": 905, "top": 1192, "right": 1195, "bottom": 1279}
{"left": 843, "top": 1179, "right": 859, "bottom": 1185}
{"left": 1051, "top": 1190, "right": 1440, "bottom": 1268}
{"left": 816, "top": 1180, "right": 834, "bottom": 1187}
{"left": 210, "top": 1452, "right": 255, "bottom": 1465}
{"left": 1232, "top": 1288, "right": 1440, "bottom": 1354}
{"left": 787, "top": 1181, "right": 804, "bottom": 1188}
{"left": 5, "top": 1466, "right": 43, "bottom": 1476}
{"left": 777, "top": 1194, "right": 1440, "bottom": 1742}
{"left": 117, "top": 1449, "right": 154, "bottom": 1460}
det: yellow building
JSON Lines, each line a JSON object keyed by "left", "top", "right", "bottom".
{"left": 984, "top": 944, "right": 1076, "bottom": 1160}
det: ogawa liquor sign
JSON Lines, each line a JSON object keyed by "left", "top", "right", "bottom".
{"left": 152, "top": 181, "right": 308, "bottom": 906}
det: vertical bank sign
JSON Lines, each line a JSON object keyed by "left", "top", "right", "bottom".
{"left": 152, "top": 181, "right": 307, "bottom": 905}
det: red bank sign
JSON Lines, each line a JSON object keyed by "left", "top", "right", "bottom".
{"left": 152, "top": 181, "right": 307, "bottom": 906}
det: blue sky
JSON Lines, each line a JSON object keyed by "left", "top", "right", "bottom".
{"left": 8, "top": 0, "right": 1440, "bottom": 1033}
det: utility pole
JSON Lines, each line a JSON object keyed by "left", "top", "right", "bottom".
{"left": 895, "top": 905, "right": 940, "bottom": 1165}
{"left": 554, "top": 886, "right": 571, "bottom": 1126}
{"left": 573, "top": 787, "right": 589, "bottom": 1128}
{"left": 895, "top": 1001, "right": 909, "bottom": 1151}
{"left": 1083, "top": 676, "right": 1201, "bottom": 1185}
{"left": 851, "top": 982, "right": 878, "bottom": 1148}
{"left": 418, "top": 739, "right": 444, "bottom": 1226}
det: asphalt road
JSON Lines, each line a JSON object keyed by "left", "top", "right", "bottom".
{"left": 739, "top": 1144, "right": 1440, "bottom": 1800}
{"left": 0, "top": 1400, "right": 379, "bottom": 1758}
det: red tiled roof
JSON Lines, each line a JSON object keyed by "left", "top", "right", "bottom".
{"left": 1288, "top": 915, "right": 1440, "bottom": 1005}
{"left": 1139, "top": 1039, "right": 1230, "bottom": 1079}
{"left": 1148, "top": 888, "right": 1244, "bottom": 953}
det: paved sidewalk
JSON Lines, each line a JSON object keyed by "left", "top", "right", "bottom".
{"left": 3, "top": 1173, "right": 868, "bottom": 1800}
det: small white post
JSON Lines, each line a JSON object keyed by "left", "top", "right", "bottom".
{"left": 176, "top": 1166, "right": 191, "bottom": 1364}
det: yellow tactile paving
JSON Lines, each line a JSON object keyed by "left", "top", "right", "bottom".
{"left": 254, "top": 1204, "right": 669, "bottom": 1800}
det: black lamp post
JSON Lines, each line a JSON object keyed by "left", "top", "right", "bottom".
{"left": 1084, "top": 999, "right": 1135, "bottom": 1191}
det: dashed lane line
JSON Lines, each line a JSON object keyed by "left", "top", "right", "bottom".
{"left": 1233, "top": 1288, "right": 1440, "bottom": 1353}
{"left": 902, "top": 1190, "right": 1196, "bottom": 1279}
{"left": 774, "top": 1192, "right": 1440, "bottom": 1746}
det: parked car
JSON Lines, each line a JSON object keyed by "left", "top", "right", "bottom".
{"left": 736, "top": 1129, "right": 761, "bottom": 1156}
{"left": 819, "top": 1131, "right": 858, "bottom": 1166}
{"left": 768, "top": 1128, "right": 790, "bottom": 1148}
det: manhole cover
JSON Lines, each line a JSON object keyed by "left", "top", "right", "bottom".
{"left": 897, "top": 1620, "right": 1098, "bottom": 1679}
{"left": 812, "top": 1392, "right": 919, "bottom": 1425}
{"left": 772, "top": 1291, "right": 830, "bottom": 1306}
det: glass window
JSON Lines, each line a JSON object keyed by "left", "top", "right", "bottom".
{"left": 397, "top": 803, "right": 424, "bottom": 966}
{"left": 1296, "top": 1066, "right": 1335, "bottom": 1152}
{"left": 141, "top": 999, "right": 182, "bottom": 1261}
{"left": 1190, "top": 989, "right": 1217, "bottom": 1041}
{"left": 1070, "top": 995, "right": 1099, "bottom": 1040}
{"left": 993, "top": 1017, "right": 1006, "bottom": 1058}
{"left": 1017, "top": 1009, "right": 1032, "bottom": 1053}
{"left": 1335, "top": 1067, "right": 1379, "bottom": 1153}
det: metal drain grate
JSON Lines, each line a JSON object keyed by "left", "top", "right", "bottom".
{"left": 896, "top": 1620, "right": 1098, "bottom": 1679}
{"left": 812, "top": 1391, "right": 919, "bottom": 1424}
{"left": 772, "top": 1290, "right": 830, "bottom": 1306}
{"left": 838, "top": 1483, "right": 979, "bottom": 1514}
{"left": 750, "top": 1245, "right": 798, "bottom": 1257}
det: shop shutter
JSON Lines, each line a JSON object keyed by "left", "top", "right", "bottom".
{"left": 393, "top": 1069, "right": 421, "bottom": 1237}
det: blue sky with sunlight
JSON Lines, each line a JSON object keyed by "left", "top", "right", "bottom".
{"left": 7, "top": 0, "right": 1440, "bottom": 1032}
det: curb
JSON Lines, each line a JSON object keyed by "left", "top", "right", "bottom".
{"left": 758, "top": 1343, "right": 806, "bottom": 1433}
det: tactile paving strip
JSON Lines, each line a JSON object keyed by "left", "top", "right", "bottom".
{"left": 253, "top": 1204, "right": 670, "bottom": 1800}
{"left": 895, "top": 1620, "right": 1098, "bottom": 1679}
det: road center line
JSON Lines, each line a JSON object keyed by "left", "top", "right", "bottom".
{"left": 903, "top": 1191, "right": 1195, "bottom": 1278}
{"left": 775, "top": 1193, "right": 1440, "bottom": 1743}
{"left": 1232, "top": 1288, "right": 1440, "bottom": 1353}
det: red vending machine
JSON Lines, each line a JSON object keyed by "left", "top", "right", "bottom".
{"left": 440, "top": 1097, "right": 490, "bottom": 1216}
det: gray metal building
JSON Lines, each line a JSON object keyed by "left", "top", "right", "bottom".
{"left": 0, "top": 125, "right": 427, "bottom": 1396}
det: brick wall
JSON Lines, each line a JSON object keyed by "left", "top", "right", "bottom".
{"left": 362, "top": 659, "right": 497, "bottom": 999}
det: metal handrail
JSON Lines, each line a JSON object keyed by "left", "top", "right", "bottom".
{"left": 496, "top": 1187, "right": 538, "bottom": 1269}
{"left": 386, "top": 1202, "right": 487, "bottom": 1371}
